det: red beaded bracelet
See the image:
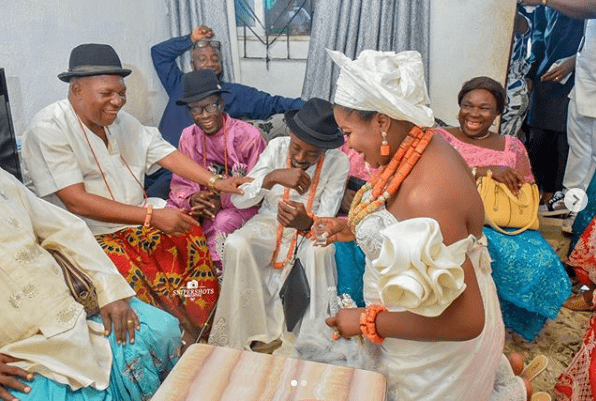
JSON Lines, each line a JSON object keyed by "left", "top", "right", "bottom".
{"left": 360, "top": 304, "right": 388, "bottom": 344}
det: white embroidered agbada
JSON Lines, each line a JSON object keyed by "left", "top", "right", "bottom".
{"left": 0, "top": 168, "right": 135, "bottom": 390}
{"left": 208, "top": 137, "right": 349, "bottom": 352}
{"left": 21, "top": 99, "right": 175, "bottom": 235}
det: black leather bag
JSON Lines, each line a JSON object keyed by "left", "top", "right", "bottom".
{"left": 279, "top": 255, "right": 310, "bottom": 332}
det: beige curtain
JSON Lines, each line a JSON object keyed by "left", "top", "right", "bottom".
{"left": 302, "top": 0, "right": 431, "bottom": 101}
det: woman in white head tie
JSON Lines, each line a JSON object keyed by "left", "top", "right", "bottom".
{"left": 314, "top": 49, "right": 530, "bottom": 401}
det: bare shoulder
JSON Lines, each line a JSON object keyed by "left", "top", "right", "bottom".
{"left": 415, "top": 135, "right": 475, "bottom": 201}
{"left": 390, "top": 135, "right": 485, "bottom": 242}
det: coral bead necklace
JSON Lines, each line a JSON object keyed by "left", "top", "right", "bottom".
{"left": 270, "top": 152, "right": 325, "bottom": 269}
{"left": 348, "top": 126, "right": 434, "bottom": 231}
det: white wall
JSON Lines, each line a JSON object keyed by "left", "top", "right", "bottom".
{"left": 0, "top": 0, "right": 171, "bottom": 139}
{"left": 1, "top": 0, "right": 516, "bottom": 141}
{"left": 429, "top": 0, "right": 517, "bottom": 126}
{"left": 235, "top": 35, "right": 309, "bottom": 99}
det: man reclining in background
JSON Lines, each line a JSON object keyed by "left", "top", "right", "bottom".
{"left": 152, "top": 24, "right": 305, "bottom": 146}
{"left": 148, "top": 25, "right": 305, "bottom": 198}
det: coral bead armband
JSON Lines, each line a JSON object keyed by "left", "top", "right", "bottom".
{"left": 360, "top": 304, "right": 388, "bottom": 344}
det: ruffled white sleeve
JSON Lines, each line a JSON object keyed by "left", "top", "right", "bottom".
{"left": 372, "top": 217, "right": 473, "bottom": 317}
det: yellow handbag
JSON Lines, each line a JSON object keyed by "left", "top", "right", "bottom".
{"left": 476, "top": 170, "right": 539, "bottom": 235}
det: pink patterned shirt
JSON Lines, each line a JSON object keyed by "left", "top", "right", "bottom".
{"left": 167, "top": 115, "right": 267, "bottom": 211}
{"left": 435, "top": 128, "right": 535, "bottom": 183}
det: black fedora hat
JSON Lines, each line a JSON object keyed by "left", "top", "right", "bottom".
{"left": 285, "top": 98, "right": 343, "bottom": 149}
{"left": 58, "top": 44, "right": 132, "bottom": 82}
{"left": 176, "top": 70, "right": 229, "bottom": 106}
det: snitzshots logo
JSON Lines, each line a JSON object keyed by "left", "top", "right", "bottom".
{"left": 173, "top": 280, "right": 215, "bottom": 298}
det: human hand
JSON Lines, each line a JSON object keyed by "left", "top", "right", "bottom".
{"left": 0, "top": 354, "right": 33, "bottom": 401}
{"left": 100, "top": 299, "right": 140, "bottom": 346}
{"left": 151, "top": 207, "right": 198, "bottom": 236}
{"left": 189, "top": 190, "right": 221, "bottom": 220}
{"left": 277, "top": 200, "right": 313, "bottom": 231}
{"left": 541, "top": 57, "right": 575, "bottom": 83}
{"left": 325, "top": 308, "right": 364, "bottom": 339}
{"left": 213, "top": 176, "right": 253, "bottom": 195}
{"left": 191, "top": 25, "right": 214, "bottom": 43}
{"left": 482, "top": 166, "right": 525, "bottom": 195}
{"left": 312, "top": 217, "right": 354, "bottom": 245}
{"left": 265, "top": 168, "right": 311, "bottom": 195}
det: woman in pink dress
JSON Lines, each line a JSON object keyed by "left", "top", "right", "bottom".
{"left": 436, "top": 76, "right": 570, "bottom": 341}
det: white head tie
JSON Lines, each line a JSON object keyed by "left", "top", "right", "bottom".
{"left": 328, "top": 49, "right": 434, "bottom": 127}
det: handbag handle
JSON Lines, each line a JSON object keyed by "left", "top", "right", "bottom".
{"left": 483, "top": 212, "right": 538, "bottom": 235}
{"left": 479, "top": 170, "right": 539, "bottom": 235}
{"left": 484, "top": 170, "right": 533, "bottom": 208}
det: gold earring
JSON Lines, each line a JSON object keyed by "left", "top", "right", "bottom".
{"left": 380, "top": 131, "right": 390, "bottom": 156}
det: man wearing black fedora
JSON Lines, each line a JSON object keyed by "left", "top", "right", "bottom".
{"left": 166, "top": 69, "right": 266, "bottom": 274}
{"left": 22, "top": 43, "right": 250, "bottom": 345}
{"left": 208, "top": 98, "right": 349, "bottom": 355}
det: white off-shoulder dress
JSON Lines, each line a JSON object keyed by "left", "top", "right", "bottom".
{"left": 354, "top": 208, "right": 506, "bottom": 401}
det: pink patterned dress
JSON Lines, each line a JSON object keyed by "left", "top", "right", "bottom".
{"left": 435, "top": 128, "right": 534, "bottom": 183}
{"left": 339, "top": 143, "right": 378, "bottom": 181}
{"left": 436, "top": 128, "right": 571, "bottom": 342}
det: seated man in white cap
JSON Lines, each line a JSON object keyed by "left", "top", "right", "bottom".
{"left": 0, "top": 167, "right": 180, "bottom": 401}
{"left": 22, "top": 43, "right": 249, "bottom": 344}
{"left": 208, "top": 98, "right": 349, "bottom": 354}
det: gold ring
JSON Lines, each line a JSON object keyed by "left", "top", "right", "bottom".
{"left": 127, "top": 319, "right": 135, "bottom": 326}
{"left": 331, "top": 329, "right": 341, "bottom": 341}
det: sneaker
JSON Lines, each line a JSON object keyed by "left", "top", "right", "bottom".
{"left": 539, "top": 190, "right": 570, "bottom": 216}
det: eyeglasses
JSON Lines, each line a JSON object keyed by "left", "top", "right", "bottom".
{"left": 193, "top": 40, "right": 221, "bottom": 50}
{"left": 188, "top": 102, "right": 222, "bottom": 115}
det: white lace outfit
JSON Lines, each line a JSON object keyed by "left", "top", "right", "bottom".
{"left": 354, "top": 207, "right": 514, "bottom": 400}
{"left": 208, "top": 137, "right": 349, "bottom": 353}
